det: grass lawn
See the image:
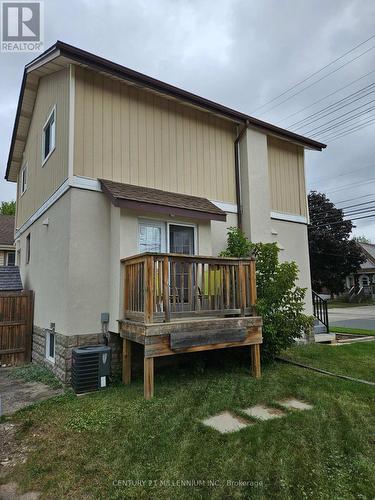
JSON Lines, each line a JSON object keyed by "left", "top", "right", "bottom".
{"left": 330, "top": 326, "right": 375, "bottom": 336}
{"left": 281, "top": 342, "right": 375, "bottom": 382}
{"left": 327, "top": 301, "right": 375, "bottom": 309}
{"left": 2, "top": 346, "right": 375, "bottom": 499}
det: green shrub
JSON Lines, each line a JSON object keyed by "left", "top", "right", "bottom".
{"left": 220, "top": 227, "right": 313, "bottom": 358}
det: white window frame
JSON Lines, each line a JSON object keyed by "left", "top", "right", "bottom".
{"left": 20, "top": 164, "right": 27, "bottom": 196}
{"left": 26, "top": 233, "right": 31, "bottom": 264}
{"left": 137, "top": 218, "right": 198, "bottom": 254}
{"left": 42, "top": 106, "right": 56, "bottom": 166}
{"left": 138, "top": 219, "right": 167, "bottom": 253}
{"left": 45, "top": 330, "right": 55, "bottom": 364}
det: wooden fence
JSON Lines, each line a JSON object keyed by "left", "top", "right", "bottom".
{"left": 0, "top": 290, "right": 34, "bottom": 366}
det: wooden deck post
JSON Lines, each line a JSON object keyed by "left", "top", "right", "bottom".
{"left": 145, "top": 256, "right": 154, "bottom": 324}
{"left": 251, "top": 344, "right": 261, "bottom": 378}
{"left": 122, "top": 339, "right": 132, "bottom": 384}
{"left": 144, "top": 357, "right": 154, "bottom": 399}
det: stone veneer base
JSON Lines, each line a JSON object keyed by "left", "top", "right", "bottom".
{"left": 32, "top": 326, "right": 122, "bottom": 384}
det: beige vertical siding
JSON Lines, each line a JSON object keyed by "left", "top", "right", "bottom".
{"left": 268, "top": 136, "right": 307, "bottom": 217}
{"left": 16, "top": 69, "right": 70, "bottom": 228}
{"left": 0, "top": 251, "right": 5, "bottom": 266}
{"left": 74, "top": 67, "right": 237, "bottom": 203}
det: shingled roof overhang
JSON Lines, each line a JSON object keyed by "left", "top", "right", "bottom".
{"left": 5, "top": 41, "right": 326, "bottom": 182}
{"left": 99, "top": 179, "right": 227, "bottom": 222}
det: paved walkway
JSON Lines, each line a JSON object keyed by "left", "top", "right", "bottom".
{"left": 202, "top": 398, "right": 313, "bottom": 434}
{"left": 0, "top": 368, "right": 63, "bottom": 416}
{"left": 328, "top": 305, "right": 375, "bottom": 330}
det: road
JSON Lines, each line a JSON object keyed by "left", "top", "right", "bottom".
{"left": 328, "top": 305, "right": 375, "bottom": 330}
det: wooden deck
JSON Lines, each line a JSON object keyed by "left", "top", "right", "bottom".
{"left": 119, "top": 253, "right": 262, "bottom": 398}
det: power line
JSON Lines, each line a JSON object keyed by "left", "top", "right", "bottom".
{"left": 324, "top": 176, "right": 375, "bottom": 194}
{"left": 278, "top": 69, "right": 375, "bottom": 124}
{"left": 320, "top": 116, "right": 375, "bottom": 142}
{"left": 335, "top": 193, "right": 375, "bottom": 204}
{"left": 309, "top": 163, "right": 375, "bottom": 185}
{"left": 306, "top": 99, "right": 375, "bottom": 136}
{"left": 252, "top": 34, "right": 375, "bottom": 114}
{"left": 289, "top": 83, "right": 375, "bottom": 131}
{"left": 317, "top": 112, "right": 375, "bottom": 141}
{"left": 340, "top": 199, "right": 375, "bottom": 210}
{"left": 311, "top": 213, "right": 375, "bottom": 228}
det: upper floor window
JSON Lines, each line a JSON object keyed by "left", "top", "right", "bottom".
{"left": 42, "top": 107, "right": 56, "bottom": 165}
{"left": 26, "top": 233, "right": 31, "bottom": 264}
{"left": 20, "top": 164, "right": 27, "bottom": 195}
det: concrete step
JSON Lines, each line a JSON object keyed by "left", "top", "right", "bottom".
{"left": 313, "top": 324, "right": 327, "bottom": 334}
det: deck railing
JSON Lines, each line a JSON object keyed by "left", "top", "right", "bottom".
{"left": 121, "top": 253, "right": 257, "bottom": 323}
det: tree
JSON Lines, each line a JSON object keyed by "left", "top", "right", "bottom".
{"left": 0, "top": 200, "right": 16, "bottom": 215}
{"left": 308, "top": 191, "right": 364, "bottom": 294}
{"left": 220, "top": 228, "right": 312, "bottom": 358}
{"left": 353, "top": 235, "right": 371, "bottom": 244}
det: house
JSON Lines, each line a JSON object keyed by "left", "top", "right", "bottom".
{"left": 5, "top": 41, "right": 325, "bottom": 391}
{"left": 0, "top": 215, "right": 16, "bottom": 266}
{"left": 346, "top": 242, "right": 375, "bottom": 300}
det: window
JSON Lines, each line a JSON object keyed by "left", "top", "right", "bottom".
{"left": 139, "top": 222, "right": 166, "bottom": 253}
{"left": 20, "top": 164, "right": 27, "bottom": 195}
{"left": 46, "top": 331, "right": 55, "bottom": 363}
{"left": 138, "top": 220, "right": 196, "bottom": 254}
{"left": 16, "top": 249, "right": 21, "bottom": 266}
{"left": 6, "top": 251, "right": 15, "bottom": 266}
{"left": 26, "top": 233, "right": 30, "bottom": 264}
{"left": 42, "top": 107, "right": 56, "bottom": 164}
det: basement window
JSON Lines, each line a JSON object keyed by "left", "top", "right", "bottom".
{"left": 42, "top": 107, "right": 56, "bottom": 165}
{"left": 46, "top": 331, "right": 55, "bottom": 363}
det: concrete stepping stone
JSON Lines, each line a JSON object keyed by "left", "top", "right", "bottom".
{"left": 242, "top": 404, "right": 286, "bottom": 421}
{"left": 202, "top": 411, "right": 251, "bottom": 434}
{"left": 277, "top": 398, "right": 313, "bottom": 411}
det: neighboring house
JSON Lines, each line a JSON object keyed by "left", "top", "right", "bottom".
{"left": 0, "top": 266, "right": 23, "bottom": 292}
{"left": 0, "top": 215, "right": 16, "bottom": 266}
{"left": 5, "top": 41, "right": 325, "bottom": 383}
{"left": 346, "top": 242, "right": 375, "bottom": 299}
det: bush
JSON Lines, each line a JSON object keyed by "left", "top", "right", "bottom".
{"left": 220, "top": 228, "right": 313, "bottom": 359}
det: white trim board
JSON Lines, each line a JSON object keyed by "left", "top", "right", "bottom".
{"left": 15, "top": 178, "right": 70, "bottom": 239}
{"left": 210, "top": 200, "right": 237, "bottom": 214}
{"left": 270, "top": 211, "right": 308, "bottom": 224}
{"left": 68, "top": 64, "right": 75, "bottom": 179}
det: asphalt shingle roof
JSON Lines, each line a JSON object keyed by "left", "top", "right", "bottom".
{"left": 0, "top": 215, "right": 15, "bottom": 246}
{"left": 0, "top": 266, "right": 23, "bottom": 291}
{"left": 99, "top": 178, "right": 226, "bottom": 221}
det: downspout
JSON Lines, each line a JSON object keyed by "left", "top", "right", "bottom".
{"left": 234, "top": 120, "right": 249, "bottom": 231}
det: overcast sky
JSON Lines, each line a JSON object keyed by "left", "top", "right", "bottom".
{"left": 1, "top": 0, "right": 374, "bottom": 240}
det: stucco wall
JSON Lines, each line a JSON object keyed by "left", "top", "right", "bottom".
{"left": 16, "top": 190, "right": 71, "bottom": 333}
{"left": 271, "top": 218, "right": 313, "bottom": 314}
{"left": 239, "top": 128, "right": 272, "bottom": 243}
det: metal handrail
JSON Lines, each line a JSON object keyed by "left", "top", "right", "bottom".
{"left": 312, "top": 291, "right": 329, "bottom": 332}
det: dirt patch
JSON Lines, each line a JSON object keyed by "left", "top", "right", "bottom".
{"left": 0, "top": 422, "right": 29, "bottom": 478}
{"left": 0, "top": 369, "right": 63, "bottom": 416}
{"left": 0, "top": 481, "right": 40, "bottom": 499}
